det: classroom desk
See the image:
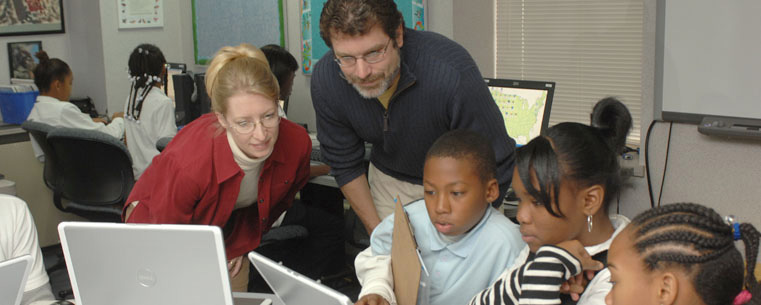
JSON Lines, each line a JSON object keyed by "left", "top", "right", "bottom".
{"left": 308, "top": 161, "right": 339, "bottom": 188}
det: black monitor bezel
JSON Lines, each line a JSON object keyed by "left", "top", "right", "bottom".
{"left": 164, "top": 63, "right": 187, "bottom": 95}
{"left": 484, "top": 78, "right": 555, "bottom": 136}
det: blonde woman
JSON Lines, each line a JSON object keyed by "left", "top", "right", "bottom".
{"left": 122, "top": 44, "right": 311, "bottom": 291}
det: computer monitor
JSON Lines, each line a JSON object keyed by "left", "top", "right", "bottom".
{"left": 172, "top": 73, "right": 195, "bottom": 126}
{"left": 485, "top": 78, "right": 554, "bottom": 146}
{"left": 164, "top": 62, "right": 187, "bottom": 101}
{"left": 194, "top": 73, "right": 212, "bottom": 115}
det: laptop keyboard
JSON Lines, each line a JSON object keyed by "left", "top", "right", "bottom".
{"left": 310, "top": 147, "right": 323, "bottom": 162}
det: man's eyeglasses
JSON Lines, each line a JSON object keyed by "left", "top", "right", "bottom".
{"left": 333, "top": 39, "right": 392, "bottom": 67}
{"left": 228, "top": 113, "right": 280, "bottom": 134}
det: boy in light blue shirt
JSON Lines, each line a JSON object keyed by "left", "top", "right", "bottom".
{"left": 354, "top": 130, "right": 525, "bottom": 305}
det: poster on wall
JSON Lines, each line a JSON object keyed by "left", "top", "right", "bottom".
{"left": 118, "top": 0, "right": 164, "bottom": 29}
{"left": 192, "top": 0, "right": 284, "bottom": 65}
{"left": 7, "top": 40, "right": 41, "bottom": 79}
{"left": 0, "top": 0, "right": 65, "bottom": 36}
{"left": 300, "top": 0, "right": 425, "bottom": 74}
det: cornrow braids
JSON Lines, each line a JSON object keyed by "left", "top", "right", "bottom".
{"left": 630, "top": 203, "right": 748, "bottom": 305}
{"left": 126, "top": 44, "right": 166, "bottom": 121}
{"left": 741, "top": 223, "right": 761, "bottom": 305}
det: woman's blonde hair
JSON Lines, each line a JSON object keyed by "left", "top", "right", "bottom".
{"left": 205, "top": 43, "right": 280, "bottom": 115}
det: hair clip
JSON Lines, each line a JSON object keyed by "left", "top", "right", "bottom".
{"left": 734, "top": 290, "right": 752, "bottom": 305}
{"left": 725, "top": 215, "right": 741, "bottom": 240}
{"left": 137, "top": 47, "right": 143, "bottom": 54}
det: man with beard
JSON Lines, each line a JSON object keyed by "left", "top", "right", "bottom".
{"left": 311, "top": 0, "right": 516, "bottom": 235}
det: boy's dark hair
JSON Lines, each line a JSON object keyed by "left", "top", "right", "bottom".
{"left": 319, "top": 0, "right": 403, "bottom": 49}
{"left": 515, "top": 97, "right": 631, "bottom": 217}
{"left": 261, "top": 44, "right": 297, "bottom": 88}
{"left": 629, "top": 203, "right": 760, "bottom": 305}
{"left": 33, "top": 51, "right": 71, "bottom": 93}
{"left": 126, "top": 43, "right": 166, "bottom": 120}
{"left": 425, "top": 129, "right": 496, "bottom": 183}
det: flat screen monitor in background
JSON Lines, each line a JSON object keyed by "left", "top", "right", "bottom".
{"left": 485, "top": 78, "right": 554, "bottom": 146}
{"left": 172, "top": 73, "right": 195, "bottom": 126}
{"left": 194, "top": 73, "right": 212, "bottom": 115}
{"left": 164, "top": 63, "right": 187, "bottom": 103}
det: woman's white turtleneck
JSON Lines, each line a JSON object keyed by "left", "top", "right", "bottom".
{"left": 228, "top": 131, "right": 272, "bottom": 210}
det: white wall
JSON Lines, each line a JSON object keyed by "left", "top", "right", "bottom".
{"left": 67, "top": 0, "right": 107, "bottom": 112}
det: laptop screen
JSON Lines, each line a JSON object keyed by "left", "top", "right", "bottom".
{"left": 485, "top": 78, "right": 555, "bottom": 146}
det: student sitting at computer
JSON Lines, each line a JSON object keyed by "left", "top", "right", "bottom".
{"left": 123, "top": 44, "right": 177, "bottom": 180}
{"left": 123, "top": 43, "right": 311, "bottom": 292}
{"left": 26, "top": 51, "right": 124, "bottom": 162}
{"left": 469, "top": 98, "right": 633, "bottom": 305}
{"left": 605, "top": 202, "right": 760, "bottom": 305}
{"left": 260, "top": 44, "right": 296, "bottom": 119}
{"left": 354, "top": 129, "right": 524, "bottom": 305}
{"left": 259, "top": 44, "right": 331, "bottom": 179}
{"left": 0, "top": 194, "right": 56, "bottom": 305}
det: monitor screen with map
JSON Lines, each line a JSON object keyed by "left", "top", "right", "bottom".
{"left": 485, "top": 78, "right": 555, "bottom": 146}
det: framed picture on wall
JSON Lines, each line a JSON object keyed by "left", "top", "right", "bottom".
{"left": 7, "top": 41, "right": 42, "bottom": 79}
{"left": 0, "top": 0, "right": 65, "bottom": 36}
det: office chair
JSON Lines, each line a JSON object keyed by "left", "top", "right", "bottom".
{"left": 20, "top": 121, "right": 59, "bottom": 195}
{"left": 155, "top": 136, "right": 173, "bottom": 152}
{"left": 46, "top": 127, "right": 134, "bottom": 222}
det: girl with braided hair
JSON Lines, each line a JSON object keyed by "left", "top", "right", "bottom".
{"left": 605, "top": 202, "right": 760, "bottom": 305}
{"left": 471, "top": 97, "right": 633, "bottom": 305}
{"left": 123, "top": 43, "right": 177, "bottom": 179}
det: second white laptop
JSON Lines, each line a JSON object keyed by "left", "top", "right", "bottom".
{"left": 58, "top": 222, "right": 268, "bottom": 305}
{"left": 0, "top": 255, "right": 32, "bottom": 305}
{"left": 248, "top": 251, "right": 353, "bottom": 305}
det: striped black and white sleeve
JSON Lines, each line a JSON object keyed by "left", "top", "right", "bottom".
{"left": 469, "top": 246, "right": 582, "bottom": 305}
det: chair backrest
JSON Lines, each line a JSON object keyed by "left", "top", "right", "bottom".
{"left": 155, "top": 136, "right": 173, "bottom": 152}
{"left": 20, "top": 120, "right": 58, "bottom": 190}
{"left": 47, "top": 127, "right": 134, "bottom": 216}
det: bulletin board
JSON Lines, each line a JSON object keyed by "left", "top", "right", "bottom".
{"left": 300, "top": 0, "right": 425, "bottom": 74}
{"left": 192, "top": 0, "right": 285, "bottom": 65}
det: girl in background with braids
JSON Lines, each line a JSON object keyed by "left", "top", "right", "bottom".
{"left": 605, "top": 202, "right": 760, "bottom": 305}
{"left": 123, "top": 44, "right": 177, "bottom": 180}
{"left": 27, "top": 50, "right": 124, "bottom": 162}
{"left": 470, "top": 98, "right": 633, "bottom": 305}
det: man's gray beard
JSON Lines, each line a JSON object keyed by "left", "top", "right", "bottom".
{"left": 351, "top": 61, "right": 401, "bottom": 99}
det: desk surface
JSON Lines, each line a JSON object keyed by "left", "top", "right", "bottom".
{"left": 309, "top": 161, "right": 338, "bottom": 188}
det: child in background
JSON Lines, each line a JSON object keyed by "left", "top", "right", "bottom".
{"left": 605, "top": 203, "right": 761, "bottom": 305}
{"left": 355, "top": 129, "right": 524, "bottom": 305}
{"left": 260, "top": 44, "right": 297, "bottom": 118}
{"left": 123, "top": 43, "right": 177, "bottom": 180}
{"left": 470, "top": 98, "right": 633, "bottom": 305}
{"left": 0, "top": 194, "right": 57, "bottom": 305}
{"left": 27, "top": 51, "right": 124, "bottom": 162}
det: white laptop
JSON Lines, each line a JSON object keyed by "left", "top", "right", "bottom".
{"left": 0, "top": 255, "right": 32, "bottom": 305}
{"left": 58, "top": 222, "right": 270, "bottom": 305}
{"left": 248, "top": 251, "right": 353, "bottom": 305}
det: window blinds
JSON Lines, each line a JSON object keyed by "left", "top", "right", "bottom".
{"left": 495, "top": 0, "right": 644, "bottom": 143}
